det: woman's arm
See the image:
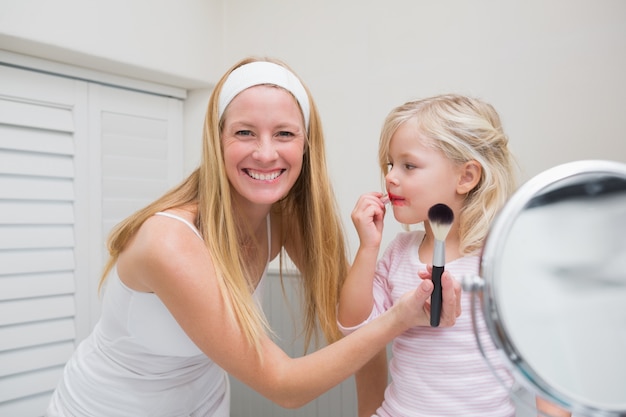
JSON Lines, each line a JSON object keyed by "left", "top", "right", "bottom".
{"left": 121, "top": 214, "right": 460, "bottom": 408}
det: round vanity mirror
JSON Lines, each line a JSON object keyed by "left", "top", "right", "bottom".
{"left": 471, "top": 160, "right": 626, "bottom": 416}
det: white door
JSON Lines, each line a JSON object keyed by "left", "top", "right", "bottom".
{"left": 0, "top": 62, "right": 183, "bottom": 417}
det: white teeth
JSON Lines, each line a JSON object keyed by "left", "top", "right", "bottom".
{"left": 247, "top": 170, "right": 281, "bottom": 181}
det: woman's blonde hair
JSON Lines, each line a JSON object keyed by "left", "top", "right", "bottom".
{"left": 378, "top": 94, "right": 518, "bottom": 255}
{"left": 99, "top": 56, "right": 348, "bottom": 355}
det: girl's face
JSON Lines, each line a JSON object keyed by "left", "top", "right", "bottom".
{"left": 385, "top": 118, "right": 464, "bottom": 225}
{"left": 221, "top": 85, "right": 306, "bottom": 210}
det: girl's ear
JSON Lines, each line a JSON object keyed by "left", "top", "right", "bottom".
{"left": 457, "top": 160, "right": 482, "bottom": 195}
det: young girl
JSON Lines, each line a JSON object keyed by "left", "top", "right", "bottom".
{"left": 338, "top": 94, "right": 570, "bottom": 417}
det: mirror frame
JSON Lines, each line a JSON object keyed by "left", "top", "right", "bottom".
{"left": 476, "top": 159, "right": 626, "bottom": 417}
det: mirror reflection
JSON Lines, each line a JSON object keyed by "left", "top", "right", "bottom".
{"left": 479, "top": 161, "right": 626, "bottom": 416}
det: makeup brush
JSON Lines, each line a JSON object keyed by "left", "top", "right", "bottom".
{"left": 428, "top": 203, "right": 454, "bottom": 327}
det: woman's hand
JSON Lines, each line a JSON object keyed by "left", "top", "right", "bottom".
{"left": 351, "top": 192, "right": 388, "bottom": 249}
{"left": 394, "top": 269, "right": 462, "bottom": 329}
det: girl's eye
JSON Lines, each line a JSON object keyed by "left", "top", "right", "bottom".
{"left": 404, "top": 164, "right": 416, "bottom": 170}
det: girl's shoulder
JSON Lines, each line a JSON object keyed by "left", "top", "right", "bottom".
{"left": 382, "top": 229, "right": 425, "bottom": 259}
{"left": 389, "top": 229, "right": 425, "bottom": 248}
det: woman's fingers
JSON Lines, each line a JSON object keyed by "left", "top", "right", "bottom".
{"left": 439, "top": 271, "right": 462, "bottom": 324}
{"left": 417, "top": 268, "right": 461, "bottom": 326}
{"left": 417, "top": 264, "right": 433, "bottom": 277}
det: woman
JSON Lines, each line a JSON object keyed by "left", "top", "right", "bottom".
{"left": 46, "top": 57, "right": 461, "bottom": 416}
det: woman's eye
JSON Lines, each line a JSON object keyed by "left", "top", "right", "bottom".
{"left": 236, "top": 130, "right": 253, "bottom": 136}
{"left": 276, "top": 131, "right": 295, "bottom": 139}
{"left": 404, "top": 164, "right": 416, "bottom": 170}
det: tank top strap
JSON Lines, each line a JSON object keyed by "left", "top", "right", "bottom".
{"left": 153, "top": 211, "right": 269, "bottom": 298}
{"left": 265, "top": 214, "right": 271, "bottom": 263}
{"left": 154, "top": 212, "right": 203, "bottom": 240}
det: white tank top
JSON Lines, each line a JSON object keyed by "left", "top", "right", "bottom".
{"left": 47, "top": 213, "right": 271, "bottom": 417}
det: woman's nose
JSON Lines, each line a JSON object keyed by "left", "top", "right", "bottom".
{"left": 253, "top": 138, "right": 278, "bottom": 161}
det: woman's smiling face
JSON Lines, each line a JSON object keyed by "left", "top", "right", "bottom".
{"left": 221, "top": 85, "right": 306, "bottom": 209}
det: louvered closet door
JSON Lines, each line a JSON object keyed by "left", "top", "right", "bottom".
{"left": 86, "top": 83, "right": 183, "bottom": 324}
{"left": 0, "top": 64, "right": 183, "bottom": 416}
{"left": 0, "top": 65, "right": 89, "bottom": 416}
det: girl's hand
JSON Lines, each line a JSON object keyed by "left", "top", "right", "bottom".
{"left": 351, "top": 192, "right": 388, "bottom": 249}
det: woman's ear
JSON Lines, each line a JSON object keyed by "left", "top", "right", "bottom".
{"left": 457, "top": 160, "right": 482, "bottom": 195}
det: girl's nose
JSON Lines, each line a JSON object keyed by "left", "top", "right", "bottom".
{"left": 385, "top": 169, "right": 399, "bottom": 186}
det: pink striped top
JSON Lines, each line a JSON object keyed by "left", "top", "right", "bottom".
{"left": 340, "top": 231, "right": 515, "bottom": 417}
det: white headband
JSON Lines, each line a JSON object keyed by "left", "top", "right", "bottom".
{"left": 218, "top": 61, "right": 310, "bottom": 129}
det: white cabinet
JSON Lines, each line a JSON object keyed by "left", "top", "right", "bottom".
{"left": 0, "top": 61, "right": 184, "bottom": 416}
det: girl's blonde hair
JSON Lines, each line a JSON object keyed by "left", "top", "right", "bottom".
{"left": 99, "top": 57, "right": 348, "bottom": 355}
{"left": 378, "top": 94, "right": 518, "bottom": 255}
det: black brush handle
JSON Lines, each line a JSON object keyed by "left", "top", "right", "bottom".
{"left": 430, "top": 265, "right": 444, "bottom": 327}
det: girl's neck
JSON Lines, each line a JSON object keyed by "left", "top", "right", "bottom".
{"left": 419, "top": 224, "right": 462, "bottom": 263}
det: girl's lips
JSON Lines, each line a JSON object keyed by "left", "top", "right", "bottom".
{"left": 387, "top": 193, "right": 404, "bottom": 203}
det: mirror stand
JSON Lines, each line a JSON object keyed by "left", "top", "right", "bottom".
{"left": 463, "top": 275, "right": 574, "bottom": 417}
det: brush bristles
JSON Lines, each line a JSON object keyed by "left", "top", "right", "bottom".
{"left": 428, "top": 203, "right": 454, "bottom": 241}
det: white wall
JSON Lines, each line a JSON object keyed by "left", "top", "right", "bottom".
{"left": 2, "top": 1, "right": 625, "bottom": 254}
{"left": 0, "top": 0, "right": 222, "bottom": 88}
{"left": 218, "top": 0, "right": 626, "bottom": 255}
